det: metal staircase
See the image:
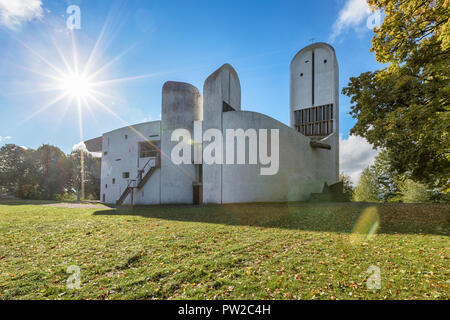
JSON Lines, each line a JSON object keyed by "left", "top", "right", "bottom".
{"left": 116, "top": 155, "right": 160, "bottom": 206}
{"left": 116, "top": 185, "right": 133, "bottom": 205}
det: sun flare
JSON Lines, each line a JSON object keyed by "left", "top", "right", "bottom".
{"left": 60, "top": 73, "right": 93, "bottom": 99}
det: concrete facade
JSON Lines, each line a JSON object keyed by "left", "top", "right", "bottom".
{"left": 161, "top": 82, "right": 203, "bottom": 204}
{"left": 202, "top": 64, "right": 241, "bottom": 204}
{"left": 290, "top": 42, "right": 339, "bottom": 179}
{"left": 85, "top": 43, "right": 340, "bottom": 205}
{"left": 99, "top": 121, "right": 161, "bottom": 205}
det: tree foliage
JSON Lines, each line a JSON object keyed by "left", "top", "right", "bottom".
{"left": 0, "top": 144, "right": 100, "bottom": 200}
{"left": 343, "top": 0, "right": 450, "bottom": 191}
{"left": 353, "top": 166, "right": 380, "bottom": 202}
{"left": 69, "top": 150, "right": 101, "bottom": 200}
{"left": 371, "top": 149, "right": 399, "bottom": 201}
{"left": 399, "top": 178, "right": 431, "bottom": 203}
{"left": 352, "top": 150, "right": 447, "bottom": 203}
{"left": 339, "top": 173, "right": 354, "bottom": 198}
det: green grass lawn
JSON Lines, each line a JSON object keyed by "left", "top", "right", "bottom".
{"left": 0, "top": 200, "right": 448, "bottom": 300}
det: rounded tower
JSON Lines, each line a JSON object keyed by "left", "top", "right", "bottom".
{"left": 290, "top": 42, "right": 339, "bottom": 178}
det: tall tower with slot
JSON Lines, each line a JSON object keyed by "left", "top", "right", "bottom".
{"left": 290, "top": 42, "right": 339, "bottom": 178}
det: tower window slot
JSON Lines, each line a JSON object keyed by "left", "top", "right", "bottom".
{"left": 223, "top": 101, "right": 235, "bottom": 112}
{"left": 294, "top": 104, "right": 334, "bottom": 137}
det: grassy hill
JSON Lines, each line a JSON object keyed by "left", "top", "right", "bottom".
{"left": 0, "top": 200, "right": 448, "bottom": 300}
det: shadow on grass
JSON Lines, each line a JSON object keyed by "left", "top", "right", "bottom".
{"left": 93, "top": 202, "right": 450, "bottom": 236}
{"left": 0, "top": 199, "right": 102, "bottom": 206}
{"left": 0, "top": 199, "right": 60, "bottom": 206}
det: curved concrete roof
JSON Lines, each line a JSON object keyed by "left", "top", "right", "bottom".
{"left": 162, "top": 81, "right": 202, "bottom": 96}
{"left": 290, "top": 42, "right": 337, "bottom": 66}
{"left": 204, "top": 63, "right": 241, "bottom": 89}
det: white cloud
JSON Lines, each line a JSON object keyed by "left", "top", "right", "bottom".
{"left": 0, "top": 0, "right": 43, "bottom": 30}
{"left": 0, "top": 136, "right": 12, "bottom": 142}
{"left": 340, "top": 135, "right": 379, "bottom": 184}
{"left": 330, "top": 0, "right": 371, "bottom": 42}
{"left": 72, "top": 142, "right": 102, "bottom": 158}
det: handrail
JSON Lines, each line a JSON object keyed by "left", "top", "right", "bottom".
{"left": 138, "top": 153, "right": 161, "bottom": 182}
{"left": 126, "top": 179, "right": 137, "bottom": 188}
{"left": 141, "top": 157, "right": 153, "bottom": 173}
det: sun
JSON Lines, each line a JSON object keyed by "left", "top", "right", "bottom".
{"left": 60, "top": 73, "right": 93, "bottom": 99}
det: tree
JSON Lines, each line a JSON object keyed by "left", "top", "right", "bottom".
{"left": 399, "top": 179, "right": 430, "bottom": 203}
{"left": 371, "top": 150, "right": 399, "bottom": 201}
{"left": 15, "top": 148, "right": 41, "bottom": 199}
{"left": 0, "top": 144, "right": 26, "bottom": 192}
{"left": 343, "top": 0, "right": 450, "bottom": 191}
{"left": 339, "top": 173, "right": 354, "bottom": 199}
{"left": 69, "top": 150, "right": 101, "bottom": 200}
{"left": 353, "top": 166, "right": 381, "bottom": 202}
{"left": 34, "top": 145, "right": 71, "bottom": 199}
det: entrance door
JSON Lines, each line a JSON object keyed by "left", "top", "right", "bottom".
{"left": 193, "top": 185, "right": 202, "bottom": 205}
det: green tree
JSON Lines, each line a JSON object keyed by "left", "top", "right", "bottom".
{"left": 399, "top": 179, "right": 431, "bottom": 203}
{"left": 371, "top": 150, "right": 399, "bottom": 201}
{"left": 15, "top": 148, "right": 41, "bottom": 199}
{"left": 353, "top": 166, "right": 381, "bottom": 202}
{"left": 343, "top": 0, "right": 450, "bottom": 191}
{"left": 339, "top": 173, "right": 354, "bottom": 199}
{"left": 34, "top": 145, "right": 71, "bottom": 199}
{"left": 0, "top": 144, "right": 26, "bottom": 192}
{"left": 69, "top": 150, "right": 101, "bottom": 200}
{"left": 0, "top": 143, "right": 102, "bottom": 200}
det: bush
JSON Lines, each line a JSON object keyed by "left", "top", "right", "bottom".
{"left": 55, "top": 193, "right": 77, "bottom": 202}
{"left": 399, "top": 179, "right": 430, "bottom": 203}
{"left": 16, "top": 184, "right": 42, "bottom": 200}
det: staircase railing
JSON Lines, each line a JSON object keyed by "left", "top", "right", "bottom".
{"left": 117, "top": 153, "right": 161, "bottom": 205}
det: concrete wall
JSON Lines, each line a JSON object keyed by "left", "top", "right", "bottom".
{"left": 202, "top": 64, "right": 241, "bottom": 204}
{"left": 161, "top": 81, "right": 203, "bottom": 204}
{"left": 290, "top": 42, "right": 339, "bottom": 181}
{"left": 97, "top": 43, "right": 339, "bottom": 205}
{"left": 100, "top": 121, "right": 161, "bottom": 205}
{"left": 221, "top": 111, "right": 336, "bottom": 203}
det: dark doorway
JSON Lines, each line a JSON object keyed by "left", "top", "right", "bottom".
{"left": 193, "top": 185, "right": 202, "bottom": 205}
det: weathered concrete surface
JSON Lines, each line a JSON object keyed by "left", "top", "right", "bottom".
{"left": 100, "top": 121, "right": 161, "bottom": 205}
{"left": 95, "top": 43, "right": 340, "bottom": 205}
{"left": 84, "top": 136, "right": 102, "bottom": 153}
{"left": 202, "top": 64, "right": 241, "bottom": 204}
{"left": 222, "top": 111, "right": 336, "bottom": 203}
{"left": 161, "top": 81, "right": 202, "bottom": 204}
{"left": 290, "top": 42, "right": 339, "bottom": 182}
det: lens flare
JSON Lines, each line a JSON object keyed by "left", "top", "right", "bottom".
{"left": 350, "top": 206, "right": 380, "bottom": 244}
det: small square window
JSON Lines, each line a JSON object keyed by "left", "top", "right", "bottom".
{"left": 125, "top": 135, "right": 128, "bottom": 140}
{"left": 112, "top": 178, "right": 116, "bottom": 184}
{"left": 104, "top": 151, "right": 108, "bottom": 156}
{"left": 122, "top": 172, "right": 130, "bottom": 179}
{"left": 105, "top": 184, "right": 108, "bottom": 189}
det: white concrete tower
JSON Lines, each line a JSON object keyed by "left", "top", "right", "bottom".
{"left": 161, "top": 81, "right": 203, "bottom": 204}
{"left": 202, "top": 64, "right": 241, "bottom": 204}
{"left": 290, "top": 42, "right": 339, "bottom": 180}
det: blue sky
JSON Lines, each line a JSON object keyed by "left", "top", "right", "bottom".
{"left": 0, "top": 0, "right": 382, "bottom": 181}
